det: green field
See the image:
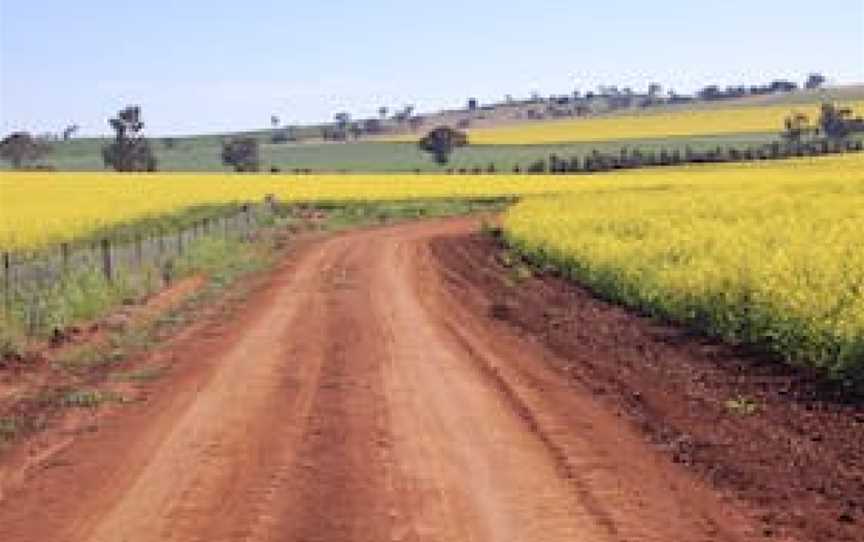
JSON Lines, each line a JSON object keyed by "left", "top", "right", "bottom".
{"left": 5, "top": 86, "right": 863, "bottom": 173}
{"left": 10, "top": 132, "right": 787, "bottom": 173}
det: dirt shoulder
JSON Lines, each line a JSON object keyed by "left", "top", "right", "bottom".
{"left": 429, "top": 232, "right": 864, "bottom": 542}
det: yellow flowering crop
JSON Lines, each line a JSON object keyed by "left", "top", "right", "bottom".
{"left": 0, "top": 171, "right": 586, "bottom": 251}
{"left": 387, "top": 101, "right": 864, "bottom": 144}
{"left": 503, "top": 152, "right": 864, "bottom": 378}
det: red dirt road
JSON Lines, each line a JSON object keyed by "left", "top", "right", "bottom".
{"left": 1, "top": 218, "right": 768, "bottom": 541}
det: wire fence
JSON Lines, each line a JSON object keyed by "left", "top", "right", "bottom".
{"left": 1, "top": 200, "right": 276, "bottom": 334}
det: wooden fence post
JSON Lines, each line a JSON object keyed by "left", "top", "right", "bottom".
{"left": 60, "top": 243, "right": 70, "bottom": 273}
{"left": 100, "top": 238, "right": 113, "bottom": 283}
{"left": 3, "top": 252, "right": 10, "bottom": 314}
{"left": 134, "top": 234, "right": 143, "bottom": 268}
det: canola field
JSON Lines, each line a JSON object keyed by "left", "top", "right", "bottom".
{"left": 2, "top": 153, "right": 863, "bottom": 378}
{"left": 0, "top": 172, "right": 587, "bottom": 251}
{"left": 504, "top": 153, "right": 864, "bottom": 380}
{"left": 387, "top": 101, "right": 864, "bottom": 145}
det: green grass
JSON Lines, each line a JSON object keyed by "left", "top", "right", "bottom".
{"left": 8, "top": 131, "right": 787, "bottom": 173}
{"left": 61, "top": 389, "right": 125, "bottom": 408}
{"left": 316, "top": 198, "right": 511, "bottom": 230}
{"left": 7, "top": 85, "right": 863, "bottom": 173}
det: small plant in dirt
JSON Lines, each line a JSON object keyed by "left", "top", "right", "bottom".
{"left": 510, "top": 264, "right": 534, "bottom": 283}
{"left": 111, "top": 365, "right": 166, "bottom": 382}
{"left": 479, "top": 219, "right": 503, "bottom": 239}
{"left": 724, "top": 395, "right": 760, "bottom": 415}
{"left": 0, "top": 417, "right": 19, "bottom": 442}
{"left": 61, "top": 389, "right": 123, "bottom": 408}
{"left": 55, "top": 344, "right": 124, "bottom": 374}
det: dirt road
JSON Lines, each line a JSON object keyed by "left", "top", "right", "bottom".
{"left": 1, "top": 218, "right": 765, "bottom": 541}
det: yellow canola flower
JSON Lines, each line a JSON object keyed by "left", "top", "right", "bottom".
{"left": 385, "top": 101, "right": 864, "bottom": 144}
{"left": 503, "top": 152, "right": 864, "bottom": 375}
{"left": 2, "top": 153, "right": 863, "bottom": 252}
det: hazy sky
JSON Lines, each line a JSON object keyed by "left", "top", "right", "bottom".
{"left": 1, "top": 1, "right": 863, "bottom": 136}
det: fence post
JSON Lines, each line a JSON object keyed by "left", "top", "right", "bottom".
{"left": 177, "top": 229, "right": 184, "bottom": 256}
{"left": 134, "top": 234, "right": 143, "bottom": 268}
{"left": 100, "top": 238, "right": 113, "bottom": 283}
{"left": 61, "top": 243, "right": 71, "bottom": 273}
{"left": 3, "top": 252, "right": 10, "bottom": 314}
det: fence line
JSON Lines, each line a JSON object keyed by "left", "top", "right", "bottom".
{"left": 1, "top": 201, "right": 274, "bottom": 332}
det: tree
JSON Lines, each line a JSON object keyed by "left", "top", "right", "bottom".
{"left": 698, "top": 85, "right": 722, "bottom": 101}
{"left": 270, "top": 115, "right": 280, "bottom": 128}
{"left": 102, "top": 106, "right": 158, "bottom": 172}
{"left": 62, "top": 124, "right": 80, "bottom": 141}
{"left": 467, "top": 98, "right": 478, "bottom": 111}
{"left": 363, "top": 118, "right": 383, "bottom": 134}
{"left": 334, "top": 112, "right": 351, "bottom": 128}
{"left": 418, "top": 126, "right": 468, "bottom": 165}
{"left": 782, "top": 113, "right": 815, "bottom": 143}
{"left": 408, "top": 116, "right": 424, "bottom": 132}
{"left": 0, "top": 132, "right": 51, "bottom": 169}
{"left": 648, "top": 83, "right": 662, "bottom": 98}
{"left": 805, "top": 73, "right": 827, "bottom": 90}
{"left": 221, "top": 137, "right": 260, "bottom": 172}
{"left": 819, "top": 103, "right": 854, "bottom": 140}
{"left": 392, "top": 105, "right": 415, "bottom": 124}
{"left": 378, "top": 106, "right": 389, "bottom": 120}
{"left": 769, "top": 80, "right": 798, "bottom": 93}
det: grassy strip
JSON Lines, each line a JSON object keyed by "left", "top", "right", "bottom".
{"left": 0, "top": 234, "right": 275, "bottom": 448}
{"left": 308, "top": 197, "right": 511, "bottom": 230}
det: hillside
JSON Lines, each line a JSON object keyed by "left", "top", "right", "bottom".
{"left": 4, "top": 85, "right": 863, "bottom": 173}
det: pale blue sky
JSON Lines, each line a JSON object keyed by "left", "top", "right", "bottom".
{"left": 1, "top": 1, "right": 862, "bottom": 136}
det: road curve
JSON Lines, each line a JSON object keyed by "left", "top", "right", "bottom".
{"left": 0, "top": 217, "right": 763, "bottom": 541}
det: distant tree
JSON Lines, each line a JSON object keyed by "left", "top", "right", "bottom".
{"left": 782, "top": 113, "right": 814, "bottom": 143}
{"left": 270, "top": 115, "right": 280, "bottom": 128}
{"left": 0, "top": 132, "right": 52, "bottom": 169}
{"left": 271, "top": 127, "right": 297, "bottom": 144}
{"left": 467, "top": 98, "right": 478, "bottom": 111}
{"left": 221, "top": 137, "right": 260, "bottom": 172}
{"left": 769, "top": 80, "right": 798, "bottom": 93}
{"left": 805, "top": 73, "right": 827, "bottom": 90}
{"left": 62, "top": 124, "right": 80, "bottom": 141}
{"left": 349, "top": 122, "right": 363, "bottom": 140}
{"left": 819, "top": 102, "right": 858, "bottom": 140}
{"left": 418, "top": 126, "right": 468, "bottom": 165}
{"left": 363, "top": 118, "right": 383, "bottom": 134}
{"left": 334, "top": 112, "right": 351, "bottom": 128}
{"left": 408, "top": 116, "right": 424, "bottom": 132}
{"left": 102, "top": 106, "right": 158, "bottom": 172}
{"left": 698, "top": 85, "right": 722, "bottom": 101}
{"left": 648, "top": 83, "right": 662, "bottom": 98}
{"left": 393, "top": 105, "right": 415, "bottom": 124}
{"left": 378, "top": 106, "right": 389, "bottom": 119}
